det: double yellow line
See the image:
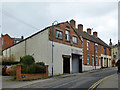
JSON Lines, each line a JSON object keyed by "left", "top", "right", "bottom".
{"left": 88, "top": 74, "right": 115, "bottom": 90}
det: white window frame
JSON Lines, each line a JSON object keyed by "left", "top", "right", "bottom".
{"left": 87, "top": 41, "right": 89, "bottom": 51}
{"left": 65, "top": 30, "right": 70, "bottom": 41}
{"left": 87, "top": 54, "right": 89, "bottom": 65}
{"left": 96, "top": 56, "right": 98, "bottom": 66}
{"left": 99, "top": 56, "right": 101, "bottom": 66}
{"left": 56, "top": 30, "right": 63, "bottom": 39}
{"left": 72, "top": 36, "right": 77, "bottom": 44}
{"left": 95, "top": 43, "right": 98, "bottom": 53}
{"left": 92, "top": 55, "right": 94, "bottom": 66}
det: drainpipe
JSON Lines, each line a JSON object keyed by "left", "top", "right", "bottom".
{"left": 25, "top": 40, "right": 26, "bottom": 55}
{"left": 94, "top": 43, "right": 96, "bottom": 70}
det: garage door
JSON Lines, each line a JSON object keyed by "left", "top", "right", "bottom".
{"left": 72, "top": 54, "right": 79, "bottom": 73}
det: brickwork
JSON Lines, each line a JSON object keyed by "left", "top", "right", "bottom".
{"left": 82, "top": 32, "right": 110, "bottom": 67}
{"left": 16, "top": 65, "right": 48, "bottom": 80}
{"left": 0, "top": 34, "right": 13, "bottom": 50}
{"left": 16, "top": 64, "right": 22, "bottom": 80}
{"left": 49, "top": 22, "right": 82, "bottom": 48}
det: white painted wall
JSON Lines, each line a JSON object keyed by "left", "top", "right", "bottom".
{"left": 26, "top": 29, "right": 49, "bottom": 65}
{"left": 3, "top": 41, "right": 25, "bottom": 61}
{"left": 48, "top": 41, "right": 83, "bottom": 75}
{"left": 83, "top": 65, "right": 101, "bottom": 71}
{"left": 3, "top": 29, "right": 49, "bottom": 64}
{"left": 101, "top": 54, "right": 112, "bottom": 67}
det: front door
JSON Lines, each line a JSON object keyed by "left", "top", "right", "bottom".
{"left": 63, "top": 57, "right": 70, "bottom": 74}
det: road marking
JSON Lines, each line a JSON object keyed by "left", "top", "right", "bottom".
{"left": 88, "top": 74, "right": 116, "bottom": 90}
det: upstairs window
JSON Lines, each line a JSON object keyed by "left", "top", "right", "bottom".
{"left": 92, "top": 55, "right": 94, "bottom": 66}
{"left": 56, "top": 30, "right": 63, "bottom": 40}
{"left": 104, "top": 47, "right": 106, "bottom": 55}
{"left": 65, "top": 30, "right": 70, "bottom": 41}
{"left": 87, "top": 54, "right": 89, "bottom": 65}
{"left": 109, "top": 48, "right": 111, "bottom": 56}
{"left": 96, "top": 57, "right": 98, "bottom": 65}
{"left": 72, "top": 36, "right": 77, "bottom": 44}
{"left": 95, "top": 43, "right": 97, "bottom": 53}
{"left": 87, "top": 42, "right": 89, "bottom": 51}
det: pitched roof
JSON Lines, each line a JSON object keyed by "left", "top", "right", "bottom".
{"left": 73, "top": 28, "right": 110, "bottom": 48}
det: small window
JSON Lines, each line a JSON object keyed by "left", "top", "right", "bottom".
{"left": 65, "top": 30, "right": 70, "bottom": 41}
{"left": 16, "top": 40, "right": 20, "bottom": 43}
{"left": 95, "top": 44, "right": 97, "bottom": 53}
{"left": 109, "top": 48, "right": 111, "bottom": 56}
{"left": 96, "top": 57, "right": 98, "bottom": 65}
{"left": 99, "top": 57, "right": 101, "bottom": 66}
{"left": 72, "top": 36, "right": 77, "bottom": 44}
{"left": 92, "top": 56, "right": 94, "bottom": 66}
{"left": 87, "top": 42, "right": 89, "bottom": 51}
{"left": 104, "top": 47, "right": 106, "bottom": 55}
{"left": 87, "top": 54, "right": 89, "bottom": 65}
{"left": 56, "top": 30, "right": 63, "bottom": 40}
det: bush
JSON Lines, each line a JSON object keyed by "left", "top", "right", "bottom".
{"left": 34, "top": 64, "right": 46, "bottom": 73}
{"left": 20, "top": 55, "right": 35, "bottom": 65}
{"left": 36, "top": 62, "right": 45, "bottom": 66}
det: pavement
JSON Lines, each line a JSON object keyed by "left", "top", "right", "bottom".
{"left": 97, "top": 73, "right": 120, "bottom": 89}
{"left": 2, "top": 67, "right": 118, "bottom": 89}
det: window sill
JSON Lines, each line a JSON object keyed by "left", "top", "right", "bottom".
{"left": 56, "top": 37, "right": 63, "bottom": 40}
{"left": 73, "top": 42, "right": 78, "bottom": 45}
{"left": 65, "top": 40, "right": 70, "bottom": 42}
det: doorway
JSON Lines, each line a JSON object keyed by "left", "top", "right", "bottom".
{"left": 72, "top": 54, "right": 82, "bottom": 73}
{"left": 63, "top": 57, "right": 70, "bottom": 74}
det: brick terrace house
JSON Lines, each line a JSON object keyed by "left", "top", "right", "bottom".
{"left": 71, "top": 19, "right": 112, "bottom": 69}
{"left": 2, "top": 19, "right": 112, "bottom": 75}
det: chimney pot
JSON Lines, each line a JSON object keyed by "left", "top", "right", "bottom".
{"left": 78, "top": 24, "right": 83, "bottom": 31}
{"left": 70, "top": 19, "right": 76, "bottom": 28}
{"left": 93, "top": 31, "right": 98, "bottom": 37}
{"left": 87, "top": 28, "right": 91, "bottom": 34}
{"left": 21, "top": 36, "right": 24, "bottom": 39}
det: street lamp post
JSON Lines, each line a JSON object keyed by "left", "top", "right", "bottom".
{"left": 52, "top": 21, "right": 58, "bottom": 77}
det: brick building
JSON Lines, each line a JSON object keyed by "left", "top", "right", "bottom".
{"left": 0, "top": 34, "right": 13, "bottom": 50}
{"left": 72, "top": 19, "right": 112, "bottom": 69}
{"left": 2, "top": 19, "right": 112, "bottom": 75}
{"left": 0, "top": 34, "right": 23, "bottom": 50}
{"left": 111, "top": 40, "right": 120, "bottom": 66}
{"left": 3, "top": 20, "right": 83, "bottom": 75}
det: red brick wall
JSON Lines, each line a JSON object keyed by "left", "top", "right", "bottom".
{"left": 16, "top": 65, "right": 48, "bottom": 80}
{"left": 49, "top": 22, "right": 82, "bottom": 48}
{"left": 83, "top": 38, "right": 105, "bottom": 66}
{"left": 1, "top": 34, "right": 13, "bottom": 50}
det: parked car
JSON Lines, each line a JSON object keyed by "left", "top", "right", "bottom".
{"left": 2, "top": 65, "right": 16, "bottom": 75}
{"left": 2, "top": 65, "right": 11, "bottom": 75}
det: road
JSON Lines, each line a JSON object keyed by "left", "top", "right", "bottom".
{"left": 21, "top": 67, "right": 117, "bottom": 89}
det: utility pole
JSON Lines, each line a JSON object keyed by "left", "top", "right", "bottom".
{"left": 52, "top": 21, "right": 58, "bottom": 77}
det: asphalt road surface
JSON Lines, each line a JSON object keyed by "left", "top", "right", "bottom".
{"left": 21, "top": 67, "right": 117, "bottom": 89}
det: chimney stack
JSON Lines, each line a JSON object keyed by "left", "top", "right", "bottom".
{"left": 93, "top": 31, "right": 98, "bottom": 37}
{"left": 78, "top": 24, "right": 83, "bottom": 31}
{"left": 21, "top": 36, "right": 24, "bottom": 39}
{"left": 87, "top": 28, "right": 91, "bottom": 34}
{"left": 70, "top": 19, "right": 76, "bottom": 28}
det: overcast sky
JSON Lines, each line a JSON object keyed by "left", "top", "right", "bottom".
{"left": 1, "top": 1, "right": 118, "bottom": 45}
